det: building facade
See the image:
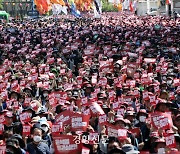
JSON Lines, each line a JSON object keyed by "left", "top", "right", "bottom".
{"left": 2, "top": 0, "right": 33, "bottom": 18}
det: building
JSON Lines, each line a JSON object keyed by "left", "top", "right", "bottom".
{"left": 2, "top": 0, "right": 33, "bottom": 18}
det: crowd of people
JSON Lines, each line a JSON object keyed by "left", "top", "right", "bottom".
{"left": 0, "top": 12, "right": 179, "bottom": 154}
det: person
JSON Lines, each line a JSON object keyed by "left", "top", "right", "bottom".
{"left": 27, "top": 128, "right": 50, "bottom": 154}
{"left": 0, "top": 11, "right": 179, "bottom": 154}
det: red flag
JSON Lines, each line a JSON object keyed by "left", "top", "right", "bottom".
{"left": 166, "top": 0, "right": 171, "bottom": 5}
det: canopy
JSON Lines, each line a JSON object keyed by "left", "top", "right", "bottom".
{"left": 0, "top": 11, "right": 9, "bottom": 20}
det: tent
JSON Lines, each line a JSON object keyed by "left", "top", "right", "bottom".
{"left": 0, "top": 11, "right": 9, "bottom": 20}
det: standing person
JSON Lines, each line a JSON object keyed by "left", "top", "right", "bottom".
{"left": 123, "top": 0, "right": 130, "bottom": 11}
{"left": 133, "top": 0, "right": 138, "bottom": 15}
{"left": 27, "top": 128, "right": 50, "bottom": 154}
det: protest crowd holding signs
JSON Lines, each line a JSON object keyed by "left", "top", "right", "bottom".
{"left": 0, "top": 12, "right": 180, "bottom": 154}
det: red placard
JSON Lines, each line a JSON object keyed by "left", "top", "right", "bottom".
{"left": 30, "top": 101, "right": 38, "bottom": 111}
{"left": 47, "top": 57, "right": 55, "bottom": 64}
{"left": 23, "top": 124, "right": 31, "bottom": 136}
{"left": 151, "top": 112, "right": 173, "bottom": 130}
{"left": 81, "top": 97, "right": 88, "bottom": 106}
{"left": 98, "top": 77, "right": 107, "bottom": 86}
{"left": 144, "top": 58, "right": 156, "bottom": 64}
{"left": 82, "top": 109, "right": 91, "bottom": 116}
{"left": 164, "top": 133, "right": 176, "bottom": 148}
{"left": 173, "top": 79, "right": 179, "bottom": 87}
{"left": 71, "top": 113, "right": 90, "bottom": 132}
{"left": 117, "top": 108, "right": 125, "bottom": 116}
{"left": 49, "top": 98, "right": 58, "bottom": 107}
{"left": 77, "top": 76, "right": 83, "bottom": 86}
{"left": 88, "top": 132, "right": 100, "bottom": 145}
{"left": 129, "top": 128, "right": 141, "bottom": 138}
{"left": 24, "top": 97, "right": 31, "bottom": 107}
{"left": 91, "top": 75, "right": 97, "bottom": 85}
{"left": 143, "top": 91, "right": 149, "bottom": 100}
{"left": 13, "top": 101, "right": 19, "bottom": 109}
{"left": 43, "top": 81, "right": 50, "bottom": 89}
{"left": 0, "top": 124, "right": 4, "bottom": 135}
{"left": 20, "top": 112, "right": 32, "bottom": 123}
{"left": 81, "top": 146, "right": 90, "bottom": 154}
{"left": 11, "top": 80, "right": 18, "bottom": 89}
{"left": 84, "top": 49, "right": 94, "bottom": 56}
{"left": 0, "top": 145, "right": 6, "bottom": 154}
{"left": 112, "top": 102, "right": 119, "bottom": 111}
{"left": 108, "top": 90, "right": 115, "bottom": 101}
{"left": 89, "top": 102, "right": 105, "bottom": 116}
{"left": 169, "top": 92, "right": 175, "bottom": 100}
{"left": 0, "top": 91, "right": 8, "bottom": 100}
{"left": 53, "top": 135, "right": 82, "bottom": 154}
{"left": 149, "top": 95, "right": 156, "bottom": 106}
{"left": 154, "top": 85, "right": 160, "bottom": 93}
{"left": 106, "top": 123, "right": 127, "bottom": 139}
{"left": 60, "top": 69, "right": 66, "bottom": 75}
{"left": 98, "top": 114, "right": 108, "bottom": 125}
{"left": 51, "top": 123, "right": 63, "bottom": 136}
{"left": 132, "top": 89, "right": 140, "bottom": 98}
{"left": 55, "top": 110, "right": 72, "bottom": 126}
{"left": 59, "top": 92, "right": 68, "bottom": 100}
{"left": 0, "top": 114, "right": 5, "bottom": 125}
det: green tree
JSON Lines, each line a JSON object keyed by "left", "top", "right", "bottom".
{"left": 102, "top": 0, "right": 118, "bottom": 12}
{"left": 0, "top": 0, "right": 3, "bottom": 10}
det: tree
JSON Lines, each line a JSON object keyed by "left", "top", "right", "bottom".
{"left": 0, "top": 0, "right": 3, "bottom": 10}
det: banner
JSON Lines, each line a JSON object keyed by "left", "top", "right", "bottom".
{"left": 53, "top": 135, "right": 82, "bottom": 154}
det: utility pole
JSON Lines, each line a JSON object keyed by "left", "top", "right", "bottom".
{"left": 171, "top": 0, "right": 174, "bottom": 17}
{"left": 166, "top": 2, "right": 169, "bottom": 16}
{"left": 157, "top": 0, "right": 161, "bottom": 15}
{"left": 147, "top": 0, "right": 150, "bottom": 14}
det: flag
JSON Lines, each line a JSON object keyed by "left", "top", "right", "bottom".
{"left": 71, "top": 3, "right": 81, "bottom": 17}
{"left": 166, "top": 0, "right": 171, "bottom": 5}
{"left": 129, "top": 1, "right": 133, "bottom": 12}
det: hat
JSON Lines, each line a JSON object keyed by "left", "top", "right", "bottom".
{"left": 155, "top": 138, "right": 165, "bottom": 143}
{"left": 155, "top": 99, "right": 172, "bottom": 110}
{"left": 102, "top": 104, "right": 109, "bottom": 109}
{"left": 125, "top": 111, "right": 135, "bottom": 116}
{"left": 150, "top": 131, "right": 159, "bottom": 138}
{"left": 40, "top": 120, "right": 50, "bottom": 128}
{"left": 126, "top": 107, "right": 134, "bottom": 112}
{"left": 9, "top": 91, "right": 20, "bottom": 99}
{"left": 23, "top": 106, "right": 34, "bottom": 113}
{"left": 12, "top": 134, "right": 25, "bottom": 148}
{"left": 31, "top": 116, "right": 40, "bottom": 123}
{"left": 138, "top": 109, "right": 148, "bottom": 117}
{"left": 85, "top": 84, "right": 92, "bottom": 88}
{"left": 23, "top": 87, "right": 32, "bottom": 92}
{"left": 175, "top": 114, "right": 180, "bottom": 120}
{"left": 64, "top": 87, "right": 73, "bottom": 92}
{"left": 108, "top": 148, "right": 125, "bottom": 154}
{"left": 72, "top": 91, "right": 79, "bottom": 97}
{"left": 36, "top": 108, "right": 48, "bottom": 115}
{"left": 122, "top": 144, "right": 140, "bottom": 154}
{"left": 115, "top": 117, "right": 126, "bottom": 124}
{"left": 6, "top": 141, "right": 17, "bottom": 149}
{"left": 32, "top": 123, "right": 41, "bottom": 129}
{"left": 122, "top": 102, "right": 129, "bottom": 107}
{"left": 5, "top": 111, "right": 13, "bottom": 118}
